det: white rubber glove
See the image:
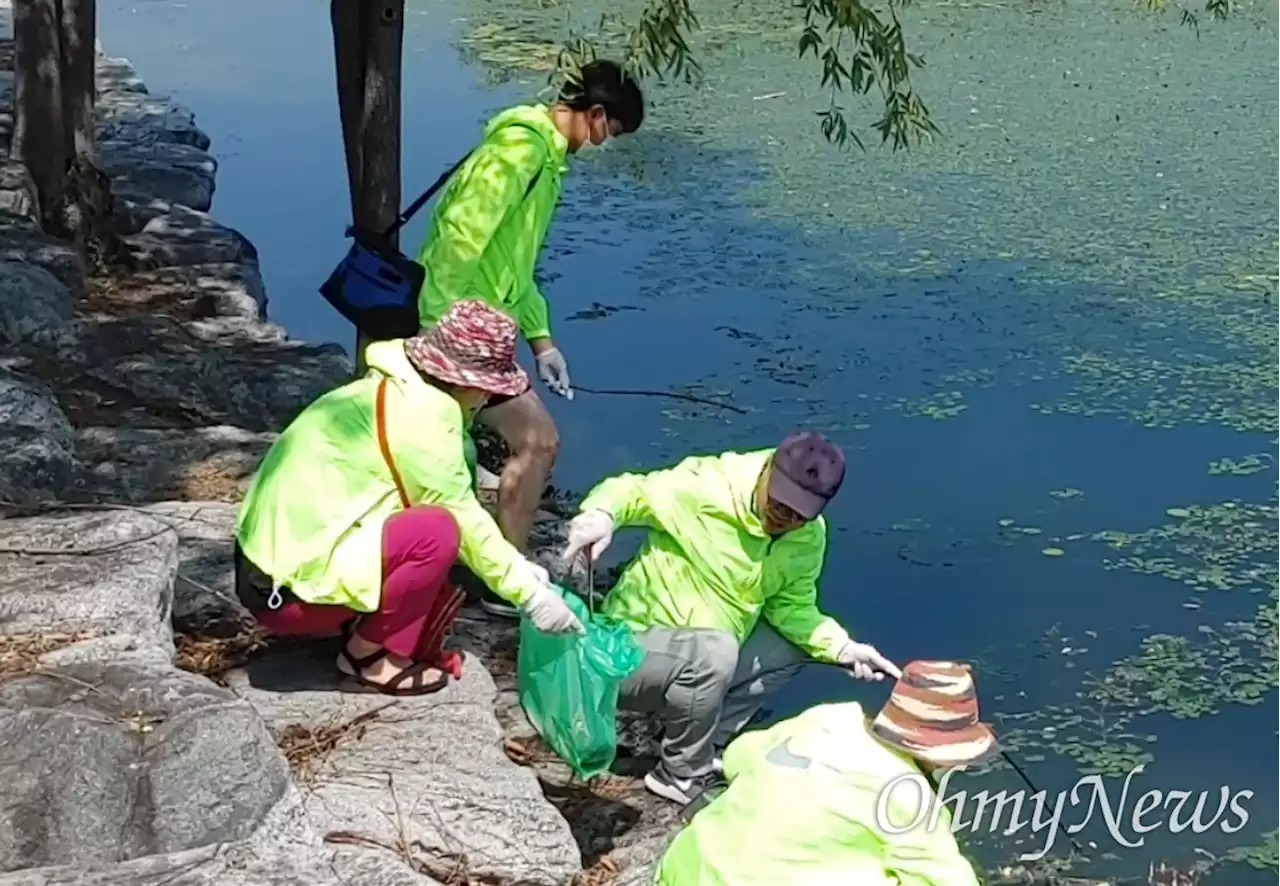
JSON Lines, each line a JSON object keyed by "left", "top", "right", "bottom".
{"left": 836, "top": 640, "right": 902, "bottom": 682}
{"left": 562, "top": 509, "right": 614, "bottom": 564}
{"left": 520, "top": 583, "right": 585, "bottom": 635}
{"left": 535, "top": 347, "right": 573, "bottom": 400}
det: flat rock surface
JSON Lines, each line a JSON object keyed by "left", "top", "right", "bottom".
{"left": 99, "top": 139, "right": 216, "bottom": 217}
{"left": 127, "top": 205, "right": 256, "bottom": 268}
{"left": 11, "top": 316, "right": 349, "bottom": 432}
{"left": 0, "top": 510, "right": 176, "bottom": 667}
{"left": 82, "top": 261, "right": 266, "bottom": 326}
{"left": 95, "top": 90, "right": 211, "bottom": 151}
{"left": 95, "top": 55, "right": 147, "bottom": 95}
{"left": 223, "top": 644, "right": 583, "bottom": 886}
{"left": 76, "top": 428, "right": 274, "bottom": 506}
{"left": 0, "top": 662, "right": 290, "bottom": 872}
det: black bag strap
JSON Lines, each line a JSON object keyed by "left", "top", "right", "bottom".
{"left": 382, "top": 153, "right": 470, "bottom": 239}
{"left": 378, "top": 121, "right": 548, "bottom": 240}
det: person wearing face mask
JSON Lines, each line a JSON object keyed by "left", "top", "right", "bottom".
{"left": 415, "top": 60, "right": 645, "bottom": 620}
{"left": 561, "top": 431, "right": 901, "bottom": 805}
{"left": 234, "top": 300, "right": 584, "bottom": 697}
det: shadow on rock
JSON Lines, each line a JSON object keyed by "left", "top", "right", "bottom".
{"left": 538, "top": 776, "right": 644, "bottom": 868}
{"left": 234, "top": 640, "right": 350, "bottom": 694}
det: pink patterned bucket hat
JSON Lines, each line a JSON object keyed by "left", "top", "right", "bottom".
{"left": 869, "top": 660, "right": 998, "bottom": 768}
{"left": 403, "top": 300, "right": 529, "bottom": 398}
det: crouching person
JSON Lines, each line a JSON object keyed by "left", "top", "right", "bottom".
{"left": 234, "top": 299, "right": 584, "bottom": 696}
{"left": 561, "top": 431, "right": 900, "bottom": 804}
{"left": 655, "top": 660, "right": 994, "bottom": 886}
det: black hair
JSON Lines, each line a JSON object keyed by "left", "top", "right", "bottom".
{"left": 559, "top": 60, "right": 645, "bottom": 134}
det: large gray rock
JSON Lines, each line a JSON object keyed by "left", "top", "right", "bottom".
{"left": 0, "top": 261, "right": 73, "bottom": 344}
{"left": 0, "top": 792, "right": 348, "bottom": 885}
{"left": 142, "top": 501, "right": 247, "bottom": 633}
{"left": 99, "top": 139, "right": 217, "bottom": 216}
{"left": 0, "top": 214, "right": 85, "bottom": 300}
{"left": 127, "top": 205, "right": 256, "bottom": 268}
{"left": 81, "top": 262, "right": 266, "bottom": 324}
{"left": 0, "top": 369, "right": 76, "bottom": 504}
{"left": 0, "top": 161, "right": 36, "bottom": 221}
{"left": 0, "top": 510, "right": 176, "bottom": 666}
{"left": 94, "top": 55, "right": 147, "bottom": 96}
{"left": 12, "top": 316, "right": 350, "bottom": 433}
{"left": 0, "top": 662, "right": 290, "bottom": 873}
{"left": 225, "top": 645, "right": 583, "bottom": 885}
{"left": 75, "top": 427, "right": 274, "bottom": 508}
{"left": 95, "top": 91, "right": 211, "bottom": 151}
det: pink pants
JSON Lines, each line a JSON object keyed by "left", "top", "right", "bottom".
{"left": 257, "top": 506, "right": 465, "bottom": 675}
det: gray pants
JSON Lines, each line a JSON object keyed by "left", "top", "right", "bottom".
{"left": 617, "top": 620, "right": 807, "bottom": 779}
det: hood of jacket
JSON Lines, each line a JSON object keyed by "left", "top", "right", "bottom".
{"left": 363, "top": 338, "right": 478, "bottom": 478}
{"left": 483, "top": 103, "right": 569, "bottom": 167}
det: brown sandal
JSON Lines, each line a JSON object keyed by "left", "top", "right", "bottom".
{"left": 336, "top": 641, "right": 387, "bottom": 676}
{"left": 340, "top": 657, "right": 449, "bottom": 696}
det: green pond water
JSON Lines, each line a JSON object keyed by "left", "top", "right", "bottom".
{"left": 99, "top": 0, "right": 1277, "bottom": 879}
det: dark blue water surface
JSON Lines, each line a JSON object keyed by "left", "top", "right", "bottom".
{"left": 99, "top": 0, "right": 1277, "bottom": 877}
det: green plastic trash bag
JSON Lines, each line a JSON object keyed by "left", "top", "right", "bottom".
{"left": 516, "top": 583, "right": 645, "bottom": 779}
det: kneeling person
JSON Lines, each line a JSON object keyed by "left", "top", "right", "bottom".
{"left": 562, "top": 431, "right": 900, "bottom": 804}
{"left": 234, "top": 300, "right": 584, "bottom": 696}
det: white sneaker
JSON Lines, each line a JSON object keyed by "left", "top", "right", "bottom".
{"left": 644, "top": 765, "right": 724, "bottom": 806}
{"left": 712, "top": 756, "right": 723, "bottom": 773}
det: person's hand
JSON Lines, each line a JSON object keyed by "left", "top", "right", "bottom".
{"left": 535, "top": 347, "right": 573, "bottom": 400}
{"left": 527, "top": 560, "right": 551, "bottom": 587}
{"left": 835, "top": 640, "right": 902, "bottom": 682}
{"left": 520, "top": 582, "right": 585, "bottom": 635}
{"left": 562, "top": 509, "right": 614, "bottom": 564}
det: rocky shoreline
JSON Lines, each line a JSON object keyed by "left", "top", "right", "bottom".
{"left": 0, "top": 23, "right": 676, "bottom": 886}
{"left": 0, "top": 18, "right": 1135, "bottom": 886}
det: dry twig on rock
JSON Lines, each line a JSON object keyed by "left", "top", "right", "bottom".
{"left": 174, "top": 625, "right": 271, "bottom": 684}
{"left": 273, "top": 702, "right": 398, "bottom": 783}
{"left": 0, "top": 630, "right": 100, "bottom": 676}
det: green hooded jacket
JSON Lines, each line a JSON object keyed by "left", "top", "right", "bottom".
{"left": 580, "top": 449, "right": 851, "bottom": 662}
{"left": 415, "top": 104, "right": 568, "bottom": 342}
{"left": 234, "top": 340, "right": 542, "bottom": 613}
{"left": 655, "top": 701, "right": 982, "bottom": 886}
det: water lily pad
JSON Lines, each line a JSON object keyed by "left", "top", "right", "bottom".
{"left": 1042, "top": 547, "right": 1065, "bottom": 557}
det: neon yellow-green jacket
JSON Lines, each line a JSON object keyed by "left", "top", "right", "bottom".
{"left": 580, "top": 449, "right": 851, "bottom": 662}
{"left": 655, "top": 701, "right": 982, "bottom": 886}
{"left": 234, "top": 340, "right": 543, "bottom": 612}
{"left": 415, "top": 104, "right": 568, "bottom": 342}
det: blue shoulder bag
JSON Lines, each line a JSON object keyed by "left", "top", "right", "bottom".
{"left": 319, "top": 135, "right": 544, "bottom": 342}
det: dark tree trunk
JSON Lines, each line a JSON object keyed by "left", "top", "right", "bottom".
{"left": 13, "top": 0, "right": 127, "bottom": 271}
{"left": 330, "top": 0, "right": 405, "bottom": 368}
{"left": 12, "top": 0, "right": 69, "bottom": 229}
{"left": 59, "top": 0, "right": 95, "bottom": 156}
{"left": 354, "top": 0, "right": 403, "bottom": 244}
{"left": 330, "top": 0, "right": 366, "bottom": 220}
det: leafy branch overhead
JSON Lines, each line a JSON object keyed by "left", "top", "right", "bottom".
{"left": 554, "top": 0, "right": 1233, "bottom": 151}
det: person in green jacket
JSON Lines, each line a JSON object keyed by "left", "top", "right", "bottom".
{"left": 416, "top": 60, "right": 645, "bottom": 620}
{"left": 561, "top": 431, "right": 901, "bottom": 804}
{"left": 654, "top": 660, "right": 995, "bottom": 886}
{"left": 234, "top": 300, "right": 584, "bottom": 696}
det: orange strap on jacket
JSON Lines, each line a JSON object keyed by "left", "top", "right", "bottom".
{"left": 375, "top": 378, "right": 412, "bottom": 510}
